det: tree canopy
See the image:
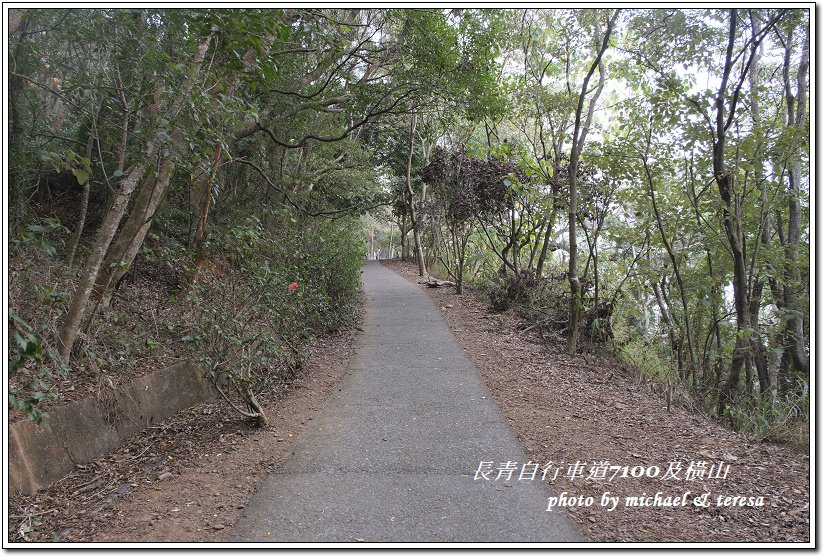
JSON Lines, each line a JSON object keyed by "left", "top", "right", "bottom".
{"left": 7, "top": 8, "right": 811, "bottom": 435}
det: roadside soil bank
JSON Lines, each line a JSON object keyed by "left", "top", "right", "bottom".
{"left": 8, "top": 317, "right": 361, "bottom": 543}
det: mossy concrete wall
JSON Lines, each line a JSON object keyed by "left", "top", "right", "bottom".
{"left": 9, "top": 361, "right": 211, "bottom": 495}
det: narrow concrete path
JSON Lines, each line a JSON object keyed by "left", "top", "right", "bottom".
{"left": 230, "top": 261, "right": 583, "bottom": 543}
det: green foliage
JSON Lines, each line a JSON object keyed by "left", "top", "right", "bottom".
{"left": 8, "top": 218, "right": 72, "bottom": 424}
{"left": 483, "top": 273, "right": 536, "bottom": 313}
{"left": 189, "top": 212, "right": 363, "bottom": 424}
{"left": 8, "top": 309, "right": 64, "bottom": 425}
{"left": 40, "top": 149, "right": 92, "bottom": 186}
{"left": 296, "top": 220, "right": 366, "bottom": 329}
{"left": 16, "top": 515, "right": 42, "bottom": 542}
{"left": 617, "top": 339, "right": 674, "bottom": 382}
{"left": 10, "top": 217, "right": 67, "bottom": 258}
{"left": 6, "top": 7, "right": 809, "bottom": 442}
{"left": 725, "top": 381, "right": 810, "bottom": 449}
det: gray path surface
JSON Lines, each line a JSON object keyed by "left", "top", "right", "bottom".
{"left": 230, "top": 261, "right": 584, "bottom": 543}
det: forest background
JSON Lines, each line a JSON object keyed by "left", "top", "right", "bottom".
{"left": 6, "top": 7, "right": 811, "bottom": 445}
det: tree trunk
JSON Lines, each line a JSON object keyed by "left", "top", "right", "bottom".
{"left": 746, "top": 22, "right": 771, "bottom": 394}
{"left": 566, "top": 10, "right": 618, "bottom": 354}
{"left": 749, "top": 280, "right": 770, "bottom": 392}
{"left": 652, "top": 280, "right": 679, "bottom": 371}
{"left": 8, "top": 9, "right": 30, "bottom": 218}
{"left": 191, "top": 143, "right": 222, "bottom": 283}
{"left": 399, "top": 214, "right": 409, "bottom": 260}
{"left": 413, "top": 215, "right": 426, "bottom": 276}
{"left": 57, "top": 162, "right": 148, "bottom": 361}
{"left": 93, "top": 155, "right": 176, "bottom": 305}
{"left": 92, "top": 33, "right": 213, "bottom": 305}
{"left": 777, "top": 16, "right": 810, "bottom": 388}
{"left": 57, "top": 32, "right": 214, "bottom": 361}
{"left": 66, "top": 129, "right": 97, "bottom": 271}
{"left": 706, "top": 7, "right": 786, "bottom": 414}
{"left": 406, "top": 113, "right": 426, "bottom": 277}
{"left": 535, "top": 208, "right": 559, "bottom": 279}
{"left": 643, "top": 129, "right": 696, "bottom": 379}
{"left": 687, "top": 157, "right": 722, "bottom": 383}
{"left": 453, "top": 222, "right": 470, "bottom": 295}
{"left": 714, "top": 10, "right": 751, "bottom": 415}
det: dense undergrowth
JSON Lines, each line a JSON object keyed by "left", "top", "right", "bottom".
{"left": 186, "top": 215, "right": 364, "bottom": 426}
{"left": 8, "top": 202, "right": 365, "bottom": 427}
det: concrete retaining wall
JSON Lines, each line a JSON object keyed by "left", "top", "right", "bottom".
{"left": 9, "top": 361, "right": 211, "bottom": 495}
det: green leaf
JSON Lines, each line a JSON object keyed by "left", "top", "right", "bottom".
{"left": 71, "top": 168, "right": 89, "bottom": 185}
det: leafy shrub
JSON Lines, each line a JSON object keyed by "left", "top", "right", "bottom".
{"left": 190, "top": 214, "right": 364, "bottom": 426}
{"left": 9, "top": 217, "right": 67, "bottom": 258}
{"left": 8, "top": 308, "right": 70, "bottom": 425}
{"left": 8, "top": 219, "right": 71, "bottom": 424}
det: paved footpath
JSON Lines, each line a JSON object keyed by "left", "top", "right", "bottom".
{"left": 230, "top": 261, "right": 584, "bottom": 543}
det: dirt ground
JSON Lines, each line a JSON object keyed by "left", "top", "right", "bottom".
{"left": 381, "top": 259, "right": 811, "bottom": 544}
{"left": 7, "top": 320, "right": 361, "bottom": 543}
{"left": 8, "top": 260, "right": 810, "bottom": 544}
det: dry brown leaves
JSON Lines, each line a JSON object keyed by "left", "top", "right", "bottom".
{"left": 7, "top": 324, "right": 360, "bottom": 543}
{"left": 382, "top": 259, "right": 810, "bottom": 544}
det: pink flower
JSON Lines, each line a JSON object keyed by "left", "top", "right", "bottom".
{"left": 288, "top": 282, "right": 299, "bottom": 293}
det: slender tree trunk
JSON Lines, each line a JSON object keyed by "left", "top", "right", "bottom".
{"left": 406, "top": 113, "right": 426, "bottom": 277}
{"left": 456, "top": 226, "right": 468, "bottom": 295}
{"left": 687, "top": 156, "right": 722, "bottom": 381}
{"left": 746, "top": 24, "right": 771, "bottom": 394}
{"left": 191, "top": 143, "right": 222, "bottom": 283}
{"left": 652, "top": 280, "right": 678, "bottom": 368}
{"left": 114, "top": 63, "right": 131, "bottom": 173}
{"left": 643, "top": 128, "right": 696, "bottom": 378}
{"left": 593, "top": 242, "right": 599, "bottom": 314}
{"left": 412, "top": 210, "right": 426, "bottom": 276}
{"left": 749, "top": 281, "right": 770, "bottom": 391}
{"left": 66, "top": 128, "right": 98, "bottom": 271}
{"left": 57, "top": 32, "right": 213, "bottom": 361}
{"left": 427, "top": 211, "right": 437, "bottom": 271}
{"left": 566, "top": 10, "right": 618, "bottom": 354}
{"left": 57, "top": 161, "right": 148, "bottom": 361}
{"left": 777, "top": 17, "right": 810, "bottom": 388}
{"left": 510, "top": 205, "right": 521, "bottom": 276}
{"left": 8, "top": 9, "right": 31, "bottom": 219}
{"left": 535, "top": 209, "right": 558, "bottom": 278}
{"left": 709, "top": 7, "right": 786, "bottom": 415}
{"left": 93, "top": 155, "right": 176, "bottom": 304}
{"left": 91, "top": 33, "right": 213, "bottom": 305}
{"left": 399, "top": 215, "right": 409, "bottom": 260}
{"left": 714, "top": 10, "right": 751, "bottom": 415}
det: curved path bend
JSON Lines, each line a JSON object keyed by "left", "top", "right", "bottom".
{"left": 230, "top": 261, "right": 583, "bottom": 543}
